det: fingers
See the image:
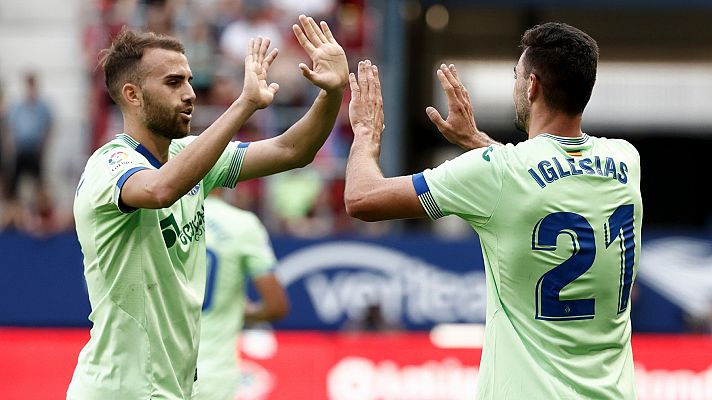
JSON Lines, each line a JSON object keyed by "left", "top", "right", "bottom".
{"left": 436, "top": 68, "right": 458, "bottom": 105}
{"left": 268, "top": 82, "right": 280, "bottom": 95}
{"left": 441, "top": 64, "right": 468, "bottom": 103}
{"left": 349, "top": 72, "right": 359, "bottom": 98}
{"left": 258, "top": 37, "right": 270, "bottom": 64}
{"left": 358, "top": 60, "right": 370, "bottom": 99}
{"left": 426, "top": 106, "right": 447, "bottom": 131}
{"left": 299, "top": 14, "right": 324, "bottom": 47}
{"left": 263, "top": 48, "right": 279, "bottom": 69}
{"left": 308, "top": 16, "right": 328, "bottom": 43}
{"left": 320, "top": 21, "right": 336, "bottom": 43}
{"left": 292, "top": 23, "right": 316, "bottom": 53}
{"left": 246, "top": 38, "right": 255, "bottom": 63}
{"left": 372, "top": 65, "right": 382, "bottom": 101}
{"left": 299, "top": 62, "right": 315, "bottom": 81}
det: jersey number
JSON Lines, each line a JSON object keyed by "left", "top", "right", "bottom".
{"left": 532, "top": 204, "right": 635, "bottom": 321}
{"left": 202, "top": 248, "right": 219, "bottom": 311}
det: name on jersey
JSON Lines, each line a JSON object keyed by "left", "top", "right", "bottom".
{"left": 527, "top": 156, "right": 628, "bottom": 189}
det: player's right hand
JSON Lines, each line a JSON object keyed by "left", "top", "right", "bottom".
{"left": 240, "top": 36, "right": 280, "bottom": 110}
{"left": 426, "top": 64, "right": 483, "bottom": 150}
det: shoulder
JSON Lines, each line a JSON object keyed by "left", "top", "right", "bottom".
{"left": 591, "top": 136, "right": 640, "bottom": 159}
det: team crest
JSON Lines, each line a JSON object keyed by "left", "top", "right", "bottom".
{"left": 188, "top": 183, "right": 201, "bottom": 196}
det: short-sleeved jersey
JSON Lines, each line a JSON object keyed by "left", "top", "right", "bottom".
{"left": 415, "top": 133, "right": 642, "bottom": 399}
{"left": 68, "top": 133, "right": 248, "bottom": 400}
{"left": 196, "top": 196, "right": 276, "bottom": 400}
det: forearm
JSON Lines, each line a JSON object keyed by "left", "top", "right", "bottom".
{"left": 277, "top": 89, "right": 343, "bottom": 166}
{"left": 156, "top": 99, "right": 257, "bottom": 203}
{"left": 344, "top": 131, "right": 386, "bottom": 217}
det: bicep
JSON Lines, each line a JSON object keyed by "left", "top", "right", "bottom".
{"left": 237, "top": 137, "right": 298, "bottom": 181}
{"left": 347, "top": 175, "right": 427, "bottom": 222}
{"left": 119, "top": 168, "right": 170, "bottom": 209}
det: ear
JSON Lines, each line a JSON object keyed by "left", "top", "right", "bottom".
{"left": 527, "top": 73, "right": 538, "bottom": 103}
{"left": 121, "top": 83, "right": 142, "bottom": 108}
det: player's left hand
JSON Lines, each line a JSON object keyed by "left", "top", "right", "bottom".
{"left": 349, "top": 60, "right": 385, "bottom": 138}
{"left": 292, "top": 15, "right": 348, "bottom": 92}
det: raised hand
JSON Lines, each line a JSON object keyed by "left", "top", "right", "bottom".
{"left": 241, "top": 36, "right": 280, "bottom": 110}
{"left": 349, "top": 60, "right": 385, "bottom": 138}
{"left": 292, "top": 15, "right": 348, "bottom": 92}
{"left": 426, "top": 64, "right": 496, "bottom": 150}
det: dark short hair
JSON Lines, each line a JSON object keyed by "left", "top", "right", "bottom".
{"left": 520, "top": 22, "right": 599, "bottom": 116}
{"left": 99, "top": 27, "right": 185, "bottom": 105}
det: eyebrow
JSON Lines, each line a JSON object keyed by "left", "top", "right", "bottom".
{"left": 164, "top": 73, "right": 193, "bottom": 82}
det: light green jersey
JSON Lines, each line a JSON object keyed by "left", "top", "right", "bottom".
{"left": 196, "top": 196, "right": 276, "bottom": 400}
{"left": 416, "top": 133, "right": 642, "bottom": 400}
{"left": 68, "top": 134, "right": 248, "bottom": 400}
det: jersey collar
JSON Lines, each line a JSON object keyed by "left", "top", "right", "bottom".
{"left": 116, "top": 133, "right": 163, "bottom": 169}
{"left": 540, "top": 133, "right": 590, "bottom": 146}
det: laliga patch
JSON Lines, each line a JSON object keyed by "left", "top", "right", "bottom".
{"left": 106, "top": 150, "right": 135, "bottom": 175}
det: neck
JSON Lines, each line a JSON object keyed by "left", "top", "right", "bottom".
{"left": 527, "top": 105, "right": 583, "bottom": 139}
{"left": 123, "top": 116, "right": 171, "bottom": 164}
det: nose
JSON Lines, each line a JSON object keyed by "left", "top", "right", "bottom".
{"left": 183, "top": 82, "right": 196, "bottom": 103}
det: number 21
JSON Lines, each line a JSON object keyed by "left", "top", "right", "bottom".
{"left": 532, "top": 204, "right": 635, "bottom": 321}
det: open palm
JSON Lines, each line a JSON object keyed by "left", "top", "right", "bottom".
{"left": 292, "top": 15, "right": 349, "bottom": 92}
{"left": 242, "top": 36, "right": 280, "bottom": 110}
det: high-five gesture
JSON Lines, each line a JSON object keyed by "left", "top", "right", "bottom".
{"left": 241, "top": 36, "right": 280, "bottom": 110}
{"left": 427, "top": 64, "right": 499, "bottom": 150}
{"left": 292, "top": 14, "right": 348, "bottom": 92}
{"left": 349, "top": 60, "right": 385, "bottom": 138}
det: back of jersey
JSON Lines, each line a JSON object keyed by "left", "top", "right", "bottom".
{"left": 478, "top": 134, "right": 642, "bottom": 399}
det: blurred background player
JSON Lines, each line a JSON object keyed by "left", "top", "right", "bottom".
{"left": 345, "top": 22, "right": 642, "bottom": 399}
{"left": 197, "top": 188, "right": 289, "bottom": 400}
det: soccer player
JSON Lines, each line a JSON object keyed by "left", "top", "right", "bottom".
{"left": 68, "top": 14, "right": 347, "bottom": 400}
{"left": 345, "top": 23, "right": 642, "bottom": 399}
{"left": 196, "top": 189, "right": 289, "bottom": 400}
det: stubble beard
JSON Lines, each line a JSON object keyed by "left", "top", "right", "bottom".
{"left": 514, "top": 90, "right": 530, "bottom": 135}
{"left": 142, "top": 90, "right": 191, "bottom": 140}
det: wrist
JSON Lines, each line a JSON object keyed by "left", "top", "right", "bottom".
{"left": 233, "top": 96, "right": 260, "bottom": 114}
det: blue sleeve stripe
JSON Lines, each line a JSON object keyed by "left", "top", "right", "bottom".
{"left": 117, "top": 166, "right": 149, "bottom": 189}
{"left": 412, "top": 172, "right": 430, "bottom": 195}
{"left": 412, "top": 173, "right": 445, "bottom": 220}
{"left": 224, "top": 142, "right": 249, "bottom": 188}
{"left": 116, "top": 166, "right": 149, "bottom": 213}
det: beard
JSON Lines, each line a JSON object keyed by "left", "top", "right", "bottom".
{"left": 141, "top": 89, "right": 191, "bottom": 140}
{"left": 513, "top": 91, "right": 530, "bottom": 135}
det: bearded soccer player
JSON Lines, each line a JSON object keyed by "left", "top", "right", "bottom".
{"left": 345, "top": 23, "right": 642, "bottom": 399}
{"left": 68, "top": 14, "right": 347, "bottom": 400}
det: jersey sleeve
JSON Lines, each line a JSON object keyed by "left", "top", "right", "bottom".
{"left": 170, "top": 136, "right": 249, "bottom": 195}
{"left": 88, "top": 144, "right": 154, "bottom": 213}
{"left": 416, "top": 145, "right": 505, "bottom": 227}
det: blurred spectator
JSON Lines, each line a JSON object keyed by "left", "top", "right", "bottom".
{"left": 219, "top": 0, "right": 283, "bottom": 64}
{"left": 342, "top": 302, "right": 402, "bottom": 333}
{"left": 1, "top": 72, "right": 55, "bottom": 235}
{"left": 0, "top": 80, "right": 8, "bottom": 211}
